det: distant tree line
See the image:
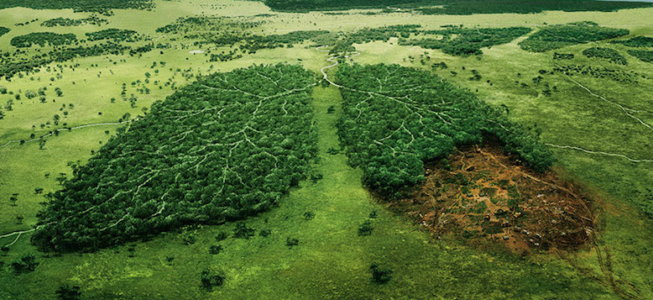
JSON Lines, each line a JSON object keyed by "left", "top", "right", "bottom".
{"left": 41, "top": 15, "right": 108, "bottom": 27}
{"left": 519, "top": 22, "right": 629, "bottom": 52}
{"left": 399, "top": 27, "right": 531, "bottom": 56}
{"left": 264, "top": 0, "right": 651, "bottom": 13}
{"left": 417, "top": 0, "right": 652, "bottom": 15}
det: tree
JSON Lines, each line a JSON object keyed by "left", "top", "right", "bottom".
{"left": 55, "top": 285, "right": 82, "bottom": 300}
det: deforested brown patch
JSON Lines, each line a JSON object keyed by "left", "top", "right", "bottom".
{"left": 393, "top": 143, "right": 595, "bottom": 254}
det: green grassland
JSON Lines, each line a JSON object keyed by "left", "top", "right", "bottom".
{"left": 1, "top": 0, "right": 653, "bottom": 299}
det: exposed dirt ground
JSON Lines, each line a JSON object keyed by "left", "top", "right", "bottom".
{"left": 392, "top": 142, "right": 596, "bottom": 254}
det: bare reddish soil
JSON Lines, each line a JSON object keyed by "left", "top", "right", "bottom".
{"left": 392, "top": 144, "right": 595, "bottom": 253}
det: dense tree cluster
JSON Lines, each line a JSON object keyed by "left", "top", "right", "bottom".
{"left": 336, "top": 64, "right": 553, "bottom": 198}
{"left": 240, "top": 30, "right": 329, "bottom": 53}
{"left": 582, "top": 47, "right": 627, "bottom": 65}
{"left": 519, "top": 22, "right": 629, "bottom": 52}
{"left": 10, "top": 32, "right": 78, "bottom": 48}
{"left": 32, "top": 64, "right": 318, "bottom": 252}
{"left": 553, "top": 52, "right": 574, "bottom": 60}
{"left": 85, "top": 29, "right": 139, "bottom": 42}
{"left": 627, "top": 50, "right": 653, "bottom": 63}
{"left": 0, "top": 27, "right": 9, "bottom": 37}
{"left": 41, "top": 16, "right": 108, "bottom": 27}
{"left": 0, "top": 0, "right": 153, "bottom": 12}
{"left": 417, "top": 0, "right": 652, "bottom": 15}
{"left": 399, "top": 27, "right": 531, "bottom": 56}
{"left": 611, "top": 36, "right": 653, "bottom": 48}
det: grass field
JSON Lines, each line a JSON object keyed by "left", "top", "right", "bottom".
{"left": 1, "top": 0, "right": 653, "bottom": 299}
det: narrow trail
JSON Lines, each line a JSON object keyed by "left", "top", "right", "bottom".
{"left": 315, "top": 45, "right": 360, "bottom": 87}
{"left": 0, "top": 120, "right": 135, "bottom": 150}
{"left": 546, "top": 143, "right": 653, "bottom": 163}
{"left": 550, "top": 60, "right": 653, "bottom": 131}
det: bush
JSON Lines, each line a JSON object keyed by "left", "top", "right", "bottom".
{"left": 200, "top": 269, "right": 225, "bottom": 291}
{"left": 55, "top": 284, "right": 82, "bottom": 300}
{"left": 11, "top": 254, "right": 39, "bottom": 275}
{"left": 370, "top": 263, "right": 393, "bottom": 284}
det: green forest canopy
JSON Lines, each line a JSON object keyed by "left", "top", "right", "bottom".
{"left": 32, "top": 64, "right": 318, "bottom": 252}
{"left": 336, "top": 64, "right": 553, "bottom": 198}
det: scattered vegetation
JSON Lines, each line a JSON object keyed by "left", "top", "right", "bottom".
{"left": 519, "top": 22, "right": 629, "bottom": 52}
{"left": 551, "top": 64, "right": 645, "bottom": 83}
{"left": 31, "top": 64, "right": 318, "bottom": 252}
{"left": 336, "top": 64, "right": 553, "bottom": 198}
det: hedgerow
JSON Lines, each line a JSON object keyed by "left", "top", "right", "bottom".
{"left": 336, "top": 64, "right": 553, "bottom": 198}
{"left": 519, "top": 22, "right": 629, "bottom": 52}
{"left": 0, "top": 27, "right": 9, "bottom": 37}
{"left": 32, "top": 64, "right": 318, "bottom": 252}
